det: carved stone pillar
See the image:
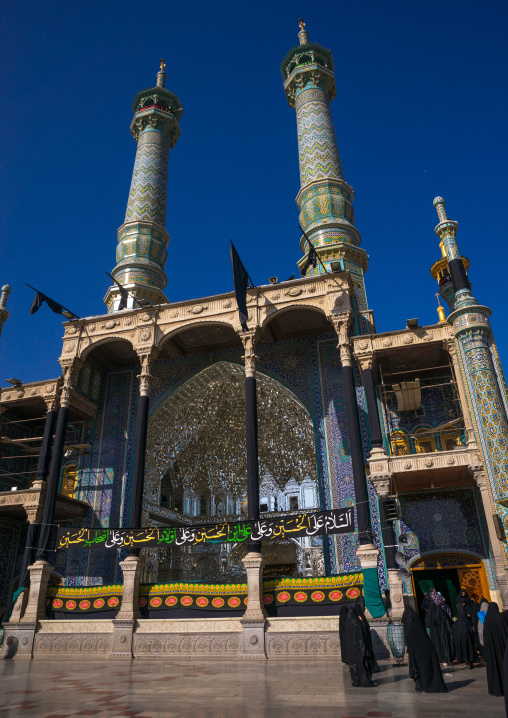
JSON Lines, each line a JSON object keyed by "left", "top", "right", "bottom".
{"left": 111, "top": 555, "right": 146, "bottom": 659}
{"left": 21, "top": 560, "right": 53, "bottom": 623}
{"left": 387, "top": 569, "right": 405, "bottom": 620}
{"left": 445, "top": 339, "right": 478, "bottom": 450}
{"left": 474, "top": 470, "right": 508, "bottom": 607}
{"left": 240, "top": 552, "right": 267, "bottom": 659}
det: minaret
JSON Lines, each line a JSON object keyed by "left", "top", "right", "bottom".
{"left": 281, "top": 20, "right": 368, "bottom": 311}
{"left": 0, "top": 285, "right": 11, "bottom": 338}
{"left": 430, "top": 197, "right": 508, "bottom": 508}
{"left": 430, "top": 197, "right": 471, "bottom": 312}
{"left": 105, "top": 60, "right": 183, "bottom": 311}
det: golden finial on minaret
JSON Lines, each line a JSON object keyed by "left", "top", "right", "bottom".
{"left": 436, "top": 293, "right": 447, "bottom": 323}
{"left": 157, "top": 58, "right": 167, "bottom": 88}
{"left": 298, "top": 18, "right": 309, "bottom": 45}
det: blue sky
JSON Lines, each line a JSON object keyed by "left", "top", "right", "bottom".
{"left": 1, "top": 0, "right": 507, "bottom": 384}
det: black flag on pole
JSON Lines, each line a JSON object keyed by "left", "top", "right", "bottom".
{"left": 27, "top": 285, "right": 79, "bottom": 320}
{"left": 106, "top": 272, "right": 129, "bottom": 310}
{"left": 230, "top": 241, "right": 254, "bottom": 331}
{"left": 299, "top": 227, "right": 318, "bottom": 277}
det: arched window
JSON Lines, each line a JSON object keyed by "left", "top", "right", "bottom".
{"left": 390, "top": 431, "right": 410, "bottom": 456}
{"left": 414, "top": 428, "right": 436, "bottom": 454}
{"left": 61, "top": 464, "right": 78, "bottom": 499}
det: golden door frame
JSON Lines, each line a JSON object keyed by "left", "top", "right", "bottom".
{"left": 409, "top": 552, "right": 491, "bottom": 604}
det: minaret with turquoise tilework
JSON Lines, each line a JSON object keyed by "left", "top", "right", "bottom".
{"left": 433, "top": 198, "right": 508, "bottom": 513}
{"left": 105, "top": 60, "right": 183, "bottom": 311}
{"left": 281, "top": 20, "right": 368, "bottom": 312}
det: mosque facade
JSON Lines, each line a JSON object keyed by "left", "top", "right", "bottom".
{"left": 1, "top": 21, "right": 508, "bottom": 660}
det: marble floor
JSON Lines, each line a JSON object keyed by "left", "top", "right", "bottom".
{"left": 0, "top": 658, "right": 504, "bottom": 718}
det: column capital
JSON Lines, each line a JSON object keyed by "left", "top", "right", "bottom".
{"left": 328, "top": 310, "right": 353, "bottom": 366}
{"left": 367, "top": 455, "right": 392, "bottom": 497}
{"left": 136, "top": 354, "right": 153, "bottom": 397}
{"left": 59, "top": 358, "right": 83, "bottom": 408}
{"left": 239, "top": 329, "right": 260, "bottom": 378}
{"left": 355, "top": 351, "right": 375, "bottom": 373}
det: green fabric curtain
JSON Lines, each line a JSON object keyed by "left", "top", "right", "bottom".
{"left": 362, "top": 567, "right": 386, "bottom": 618}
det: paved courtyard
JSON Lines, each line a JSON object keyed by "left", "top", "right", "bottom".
{"left": 0, "top": 658, "right": 504, "bottom": 718}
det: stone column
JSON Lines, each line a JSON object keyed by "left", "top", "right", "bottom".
{"left": 239, "top": 329, "right": 266, "bottom": 658}
{"left": 474, "top": 469, "right": 508, "bottom": 607}
{"left": 110, "top": 555, "right": 146, "bottom": 659}
{"left": 330, "top": 312, "right": 376, "bottom": 547}
{"left": 128, "top": 354, "right": 152, "bottom": 537}
{"left": 113, "top": 353, "right": 152, "bottom": 658}
{"left": 378, "top": 498, "right": 404, "bottom": 620}
{"left": 240, "top": 552, "right": 267, "bottom": 659}
{"left": 240, "top": 330, "right": 261, "bottom": 553}
{"left": 36, "top": 371, "right": 74, "bottom": 561}
{"left": 18, "top": 398, "right": 58, "bottom": 593}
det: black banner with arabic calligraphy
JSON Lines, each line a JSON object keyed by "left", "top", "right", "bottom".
{"left": 56, "top": 507, "right": 354, "bottom": 551}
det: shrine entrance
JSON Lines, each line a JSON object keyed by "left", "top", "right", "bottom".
{"left": 410, "top": 552, "right": 491, "bottom": 617}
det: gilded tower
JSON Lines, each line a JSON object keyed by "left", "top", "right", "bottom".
{"left": 281, "top": 20, "right": 368, "bottom": 311}
{"left": 105, "top": 61, "right": 183, "bottom": 311}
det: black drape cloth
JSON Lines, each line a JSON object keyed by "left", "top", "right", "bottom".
{"left": 402, "top": 605, "right": 447, "bottom": 693}
{"left": 36, "top": 405, "right": 69, "bottom": 561}
{"left": 425, "top": 602, "right": 454, "bottom": 664}
{"left": 339, "top": 605, "right": 349, "bottom": 664}
{"left": 344, "top": 607, "right": 375, "bottom": 687}
{"left": 483, "top": 603, "right": 508, "bottom": 696}
{"left": 361, "top": 367, "right": 383, "bottom": 448}
{"left": 355, "top": 603, "right": 380, "bottom": 673}
{"left": 448, "top": 258, "right": 470, "bottom": 292}
{"left": 453, "top": 603, "right": 476, "bottom": 664}
{"left": 245, "top": 375, "right": 261, "bottom": 552}
{"left": 342, "top": 364, "right": 372, "bottom": 544}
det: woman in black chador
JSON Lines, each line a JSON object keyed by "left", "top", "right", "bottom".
{"left": 402, "top": 605, "right": 447, "bottom": 693}
{"left": 344, "top": 606, "right": 378, "bottom": 687}
{"left": 453, "top": 603, "right": 476, "bottom": 668}
{"left": 424, "top": 601, "right": 454, "bottom": 664}
{"left": 339, "top": 605, "right": 349, "bottom": 664}
{"left": 355, "top": 603, "right": 380, "bottom": 674}
{"left": 483, "top": 602, "right": 508, "bottom": 696}
{"left": 456, "top": 589, "right": 480, "bottom": 652}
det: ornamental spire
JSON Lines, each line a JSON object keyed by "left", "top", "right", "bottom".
{"left": 298, "top": 18, "right": 309, "bottom": 45}
{"left": 430, "top": 196, "right": 477, "bottom": 313}
{"left": 157, "top": 58, "right": 166, "bottom": 88}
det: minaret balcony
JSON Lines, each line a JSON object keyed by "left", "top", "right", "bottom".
{"left": 368, "top": 445, "right": 483, "bottom": 495}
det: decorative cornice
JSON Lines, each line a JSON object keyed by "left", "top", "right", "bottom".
{"left": 60, "top": 273, "right": 352, "bottom": 366}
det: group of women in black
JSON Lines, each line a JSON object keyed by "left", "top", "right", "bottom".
{"left": 338, "top": 589, "right": 508, "bottom": 702}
